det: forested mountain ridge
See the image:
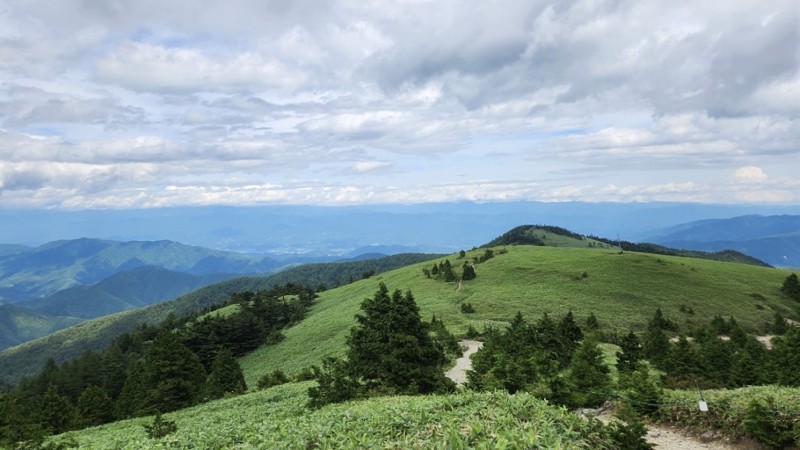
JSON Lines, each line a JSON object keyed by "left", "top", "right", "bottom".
{"left": 0, "top": 304, "right": 82, "bottom": 350}
{"left": 0, "top": 238, "right": 281, "bottom": 303}
{"left": 648, "top": 214, "right": 800, "bottom": 268}
{"left": 0, "top": 253, "right": 441, "bottom": 383}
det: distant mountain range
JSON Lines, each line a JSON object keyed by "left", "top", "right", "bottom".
{"left": 22, "top": 266, "right": 236, "bottom": 320}
{"left": 647, "top": 215, "right": 800, "bottom": 269}
{"left": 0, "top": 238, "right": 289, "bottom": 351}
{"left": 0, "top": 238, "right": 281, "bottom": 303}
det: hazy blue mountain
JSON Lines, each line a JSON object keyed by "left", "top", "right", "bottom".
{"left": 648, "top": 215, "right": 800, "bottom": 268}
{"left": 0, "top": 304, "right": 82, "bottom": 350}
{"left": 0, "top": 266, "right": 238, "bottom": 351}
{"left": 24, "top": 266, "right": 237, "bottom": 320}
{"left": 0, "top": 244, "right": 29, "bottom": 257}
{"left": 3, "top": 203, "right": 800, "bottom": 257}
{"left": 0, "top": 252, "right": 440, "bottom": 382}
{"left": 0, "top": 238, "right": 281, "bottom": 303}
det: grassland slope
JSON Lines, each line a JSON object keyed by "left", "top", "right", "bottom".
{"left": 0, "top": 253, "right": 439, "bottom": 383}
{"left": 240, "top": 245, "right": 795, "bottom": 386}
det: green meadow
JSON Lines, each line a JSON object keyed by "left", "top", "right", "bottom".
{"left": 240, "top": 245, "right": 794, "bottom": 386}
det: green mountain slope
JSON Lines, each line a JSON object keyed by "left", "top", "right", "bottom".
{"left": 26, "top": 266, "right": 235, "bottom": 319}
{"left": 0, "top": 238, "right": 280, "bottom": 302}
{"left": 0, "top": 253, "right": 440, "bottom": 383}
{"left": 0, "top": 304, "right": 82, "bottom": 350}
{"left": 239, "top": 245, "right": 795, "bottom": 386}
{"left": 0, "top": 268, "right": 237, "bottom": 352}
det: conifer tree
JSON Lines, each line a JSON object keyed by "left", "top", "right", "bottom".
{"left": 781, "top": 273, "right": 800, "bottom": 301}
{"left": 347, "top": 284, "right": 452, "bottom": 394}
{"left": 771, "top": 326, "right": 800, "bottom": 386}
{"left": 206, "top": 349, "right": 247, "bottom": 400}
{"left": 461, "top": 263, "right": 476, "bottom": 281}
{"left": 565, "top": 338, "right": 611, "bottom": 407}
{"left": 77, "top": 385, "right": 114, "bottom": 427}
{"left": 642, "top": 324, "right": 670, "bottom": 370}
{"left": 40, "top": 384, "right": 74, "bottom": 434}
{"left": 616, "top": 331, "right": 642, "bottom": 374}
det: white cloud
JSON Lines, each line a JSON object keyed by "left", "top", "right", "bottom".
{"left": 734, "top": 166, "right": 768, "bottom": 184}
{"left": 0, "top": 0, "right": 798, "bottom": 208}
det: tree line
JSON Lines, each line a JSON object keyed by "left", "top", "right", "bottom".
{"left": 0, "top": 284, "right": 316, "bottom": 447}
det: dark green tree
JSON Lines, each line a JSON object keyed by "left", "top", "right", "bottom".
{"left": 116, "top": 359, "right": 148, "bottom": 418}
{"left": 565, "top": 338, "right": 611, "bottom": 407}
{"left": 441, "top": 260, "right": 457, "bottom": 282}
{"left": 585, "top": 312, "right": 599, "bottom": 330}
{"left": 649, "top": 308, "right": 678, "bottom": 331}
{"left": 40, "top": 384, "right": 74, "bottom": 434}
{"left": 642, "top": 323, "right": 670, "bottom": 369}
{"left": 77, "top": 385, "right": 114, "bottom": 427}
{"left": 347, "top": 284, "right": 452, "bottom": 395}
{"left": 665, "top": 336, "right": 699, "bottom": 385}
{"left": 781, "top": 273, "right": 800, "bottom": 301}
{"left": 771, "top": 326, "right": 800, "bottom": 386}
{"left": 771, "top": 311, "right": 788, "bottom": 335}
{"left": 147, "top": 332, "right": 206, "bottom": 412}
{"left": 616, "top": 331, "right": 642, "bottom": 374}
{"left": 557, "top": 310, "right": 583, "bottom": 351}
{"left": 205, "top": 349, "right": 247, "bottom": 400}
{"left": 618, "top": 365, "right": 663, "bottom": 417}
{"left": 461, "top": 263, "right": 476, "bottom": 281}
{"left": 307, "top": 357, "right": 363, "bottom": 408}
{"left": 698, "top": 338, "right": 733, "bottom": 387}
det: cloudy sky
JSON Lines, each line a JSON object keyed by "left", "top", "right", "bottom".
{"left": 0, "top": 0, "right": 798, "bottom": 209}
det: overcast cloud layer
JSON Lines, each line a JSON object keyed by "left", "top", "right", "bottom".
{"left": 0, "top": 0, "right": 798, "bottom": 208}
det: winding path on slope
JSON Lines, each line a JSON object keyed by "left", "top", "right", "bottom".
{"left": 444, "top": 340, "right": 483, "bottom": 385}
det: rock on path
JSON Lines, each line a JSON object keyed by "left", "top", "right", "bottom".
{"left": 445, "top": 340, "right": 483, "bottom": 385}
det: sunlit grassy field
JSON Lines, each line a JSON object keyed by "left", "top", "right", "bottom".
{"left": 240, "top": 245, "right": 794, "bottom": 386}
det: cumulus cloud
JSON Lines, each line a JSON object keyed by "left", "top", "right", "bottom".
{"left": 734, "top": 166, "right": 768, "bottom": 184}
{"left": 0, "top": 0, "right": 798, "bottom": 208}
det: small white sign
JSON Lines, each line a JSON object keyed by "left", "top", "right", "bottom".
{"left": 699, "top": 400, "right": 708, "bottom": 412}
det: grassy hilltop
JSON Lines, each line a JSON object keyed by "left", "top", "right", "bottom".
{"left": 240, "top": 243, "right": 793, "bottom": 386}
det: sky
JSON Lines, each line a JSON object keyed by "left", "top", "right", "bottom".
{"left": 0, "top": 0, "right": 798, "bottom": 209}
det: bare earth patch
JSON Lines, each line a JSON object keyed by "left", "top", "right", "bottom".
{"left": 444, "top": 340, "right": 483, "bottom": 385}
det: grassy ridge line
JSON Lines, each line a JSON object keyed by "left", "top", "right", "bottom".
{"left": 55, "top": 382, "right": 614, "bottom": 449}
{"left": 240, "top": 245, "right": 794, "bottom": 386}
{"left": 0, "top": 254, "right": 440, "bottom": 383}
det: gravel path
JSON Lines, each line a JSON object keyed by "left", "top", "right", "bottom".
{"left": 646, "top": 424, "right": 740, "bottom": 450}
{"left": 444, "top": 340, "right": 483, "bottom": 385}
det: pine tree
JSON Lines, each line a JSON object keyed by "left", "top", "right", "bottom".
{"left": 205, "top": 349, "right": 247, "bottom": 400}
{"left": 557, "top": 311, "right": 583, "bottom": 349}
{"left": 772, "top": 326, "right": 800, "bottom": 386}
{"left": 77, "top": 385, "right": 114, "bottom": 427}
{"left": 566, "top": 338, "right": 611, "bottom": 407}
{"left": 40, "top": 384, "right": 74, "bottom": 434}
{"left": 616, "top": 331, "right": 642, "bottom": 374}
{"left": 642, "top": 324, "right": 670, "bottom": 370}
{"left": 139, "top": 332, "right": 207, "bottom": 414}
{"left": 347, "top": 284, "right": 452, "bottom": 394}
{"left": 781, "top": 273, "right": 800, "bottom": 301}
{"left": 461, "top": 263, "right": 476, "bottom": 281}
{"left": 585, "top": 312, "right": 599, "bottom": 330}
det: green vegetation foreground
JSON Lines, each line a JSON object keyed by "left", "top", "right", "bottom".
{"left": 52, "top": 382, "right": 631, "bottom": 449}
